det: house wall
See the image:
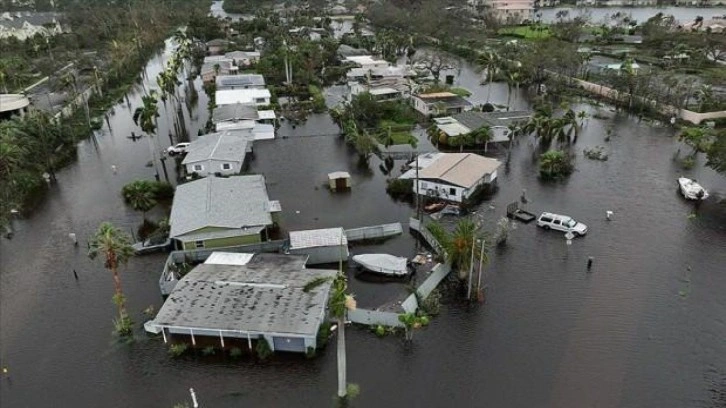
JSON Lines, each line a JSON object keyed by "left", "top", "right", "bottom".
{"left": 185, "top": 159, "right": 243, "bottom": 177}
{"left": 289, "top": 245, "right": 350, "bottom": 265}
{"left": 413, "top": 97, "right": 431, "bottom": 116}
{"left": 415, "top": 179, "right": 466, "bottom": 203}
{"left": 180, "top": 232, "right": 262, "bottom": 250}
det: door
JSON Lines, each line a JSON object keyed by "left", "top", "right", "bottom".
{"left": 335, "top": 178, "right": 347, "bottom": 191}
{"left": 273, "top": 336, "right": 306, "bottom": 352}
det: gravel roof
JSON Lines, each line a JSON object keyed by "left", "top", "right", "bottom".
{"left": 153, "top": 254, "right": 336, "bottom": 336}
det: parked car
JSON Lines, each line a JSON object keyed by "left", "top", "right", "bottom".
{"left": 166, "top": 143, "right": 190, "bottom": 156}
{"left": 132, "top": 236, "right": 172, "bottom": 255}
{"left": 536, "top": 212, "right": 588, "bottom": 236}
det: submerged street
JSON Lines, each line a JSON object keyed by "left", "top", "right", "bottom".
{"left": 2, "top": 18, "right": 726, "bottom": 408}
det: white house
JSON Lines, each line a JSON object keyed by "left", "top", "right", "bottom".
{"left": 215, "top": 88, "right": 271, "bottom": 106}
{"left": 182, "top": 130, "right": 254, "bottom": 177}
{"left": 401, "top": 153, "right": 501, "bottom": 203}
{"left": 412, "top": 92, "right": 473, "bottom": 117}
{"left": 434, "top": 110, "right": 532, "bottom": 144}
{"left": 0, "top": 12, "right": 64, "bottom": 40}
{"left": 225, "top": 50, "right": 261, "bottom": 66}
{"left": 344, "top": 55, "right": 389, "bottom": 70}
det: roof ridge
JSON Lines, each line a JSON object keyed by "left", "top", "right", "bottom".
{"left": 439, "top": 154, "right": 471, "bottom": 181}
{"left": 208, "top": 133, "right": 225, "bottom": 159}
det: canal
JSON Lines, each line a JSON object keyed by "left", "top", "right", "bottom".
{"left": 2, "top": 17, "right": 726, "bottom": 408}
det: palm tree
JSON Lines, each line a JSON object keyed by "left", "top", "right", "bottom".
{"left": 427, "top": 219, "right": 484, "bottom": 281}
{"left": 505, "top": 65, "right": 521, "bottom": 111}
{"left": 539, "top": 150, "right": 573, "bottom": 179}
{"left": 619, "top": 57, "right": 637, "bottom": 110}
{"left": 121, "top": 180, "right": 158, "bottom": 221}
{"left": 477, "top": 48, "right": 499, "bottom": 104}
{"left": 0, "top": 129, "right": 27, "bottom": 180}
{"left": 133, "top": 91, "right": 161, "bottom": 179}
{"left": 304, "top": 246, "right": 356, "bottom": 400}
{"left": 88, "top": 222, "right": 135, "bottom": 336}
{"left": 62, "top": 71, "right": 91, "bottom": 129}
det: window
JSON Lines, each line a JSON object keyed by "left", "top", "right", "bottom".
{"left": 553, "top": 219, "right": 561, "bottom": 225}
{"left": 193, "top": 164, "right": 203, "bottom": 172}
{"left": 449, "top": 188, "right": 456, "bottom": 196}
{"left": 421, "top": 181, "right": 427, "bottom": 188}
{"left": 194, "top": 240, "right": 204, "bottom": 248}
{"left": 221, "top": 163, "right": 232, "bottom": 170}
{"left": 255, "top": 98, "right": 266, "bottom": 104}
{"left": 541, "top": 217, "right": 553, "bottom": 223}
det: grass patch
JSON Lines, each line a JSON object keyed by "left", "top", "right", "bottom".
{"left": 498, "top": 25, "right": 552, "bottom": 40}
{"left": 377, "top": 119, "right": 417, "bottom": 146}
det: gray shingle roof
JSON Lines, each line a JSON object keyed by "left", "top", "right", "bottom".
{"left": 0, "top": 12, "right": 62, "bottom": 29}
{"left": 153, "top": 253, "right": 336, "bottom": 336}
{"left": 215, "top": 74, "right": 266, "bottom": 89}
{"left": 453, "top": 110, "right": 532, "bottom": 129}
{"left": 289, "top": 227, "right": 348, "bottom": 249}
{"left": 182, "top": 132, "right": 251, "bottom": 165}
{"left": 169, "top": 175, "right": 273, "bottom": 238}
{"left": 212, "top": 103, "right": 259, "bottom": 122}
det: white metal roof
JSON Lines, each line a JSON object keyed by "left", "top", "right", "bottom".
{"left": 369, "top": 87, "right": 399, "bottom": 96}
{"left": 215, "top": 88, "right": 271, "bottom": 105}
{"left": 328, "top": 171, "right": 351, "bottom": 180}
{"left": 257, "top": 110, "right": 277, "bottom": 120}
{"left": 204, "top": 252, "right": 254, "bottom": 266}
{"left": 289, "top": 227, "right": 348, "bottom": 249}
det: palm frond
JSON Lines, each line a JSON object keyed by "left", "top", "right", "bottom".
{"left": 303, "top": 276, "right": 334, "bottom": 292}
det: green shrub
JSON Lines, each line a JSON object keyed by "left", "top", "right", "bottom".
{"left": 317, "top": 321, "right": 332, "bottom": 348}
{"left": 113, "top": 314, "right": 134, "bottom": 337}
{"left": 385, "top": 179, "right": 413, "bottom": 200}
{"left": 168, "top": 343, "right": 188, "bottom": 358}
{"left": 202, "top": 346, "right": 216, "bottom": 356}
{"left": 153, "top": 181, "right": 175, "bottom": 201}
{"left": 305, "top": 347, "right": 316, "bottom": 359}
{"left": 374, "top": 325, "right": 386, "bottom": 337}
{"left": 255, "top": 338, "right": 272, "bottom": 360}
{"left": 681, "top": 156, "right": 695, "bottom": 169}
{"left": 539, "top": 150, "right": 574, "bottom": 180}
{"left": 229, "top": 347, "right": 243, "bottom": 359}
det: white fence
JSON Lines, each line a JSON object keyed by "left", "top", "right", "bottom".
{"left": 345, "top": 222, "right": 403, "bottom": 242}
{"left": 416, "top": 263, "right": 451, "bottom": 299}
{"left": 347, "top": 309, "right": 404, "bottom": 328}
{"left": 408, "top": 217, "right": 445, "bottom": 256}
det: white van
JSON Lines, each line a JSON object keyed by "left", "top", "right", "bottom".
{"left": 536, "top": 212, "right": 588, "bottom": 236}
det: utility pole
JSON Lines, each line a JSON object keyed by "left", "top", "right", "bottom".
{"left": 467, "top": 236, "right": 475, "bottom": 300}
{"left": 476, "top": 239, "right": 484, "bottom": 298}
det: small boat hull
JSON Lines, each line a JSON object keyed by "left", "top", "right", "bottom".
{"left": 352, "top": 254, "right": 408, "bottom": 276}
{"left": 678, "top": 177, "right": 709, "bottom": 200}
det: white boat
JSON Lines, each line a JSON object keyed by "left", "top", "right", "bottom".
{"left": 678, "top": 177, "right": 709, "bottom": 200}
{"left": 352, "top": 254, "right": 408, "bottom": 276}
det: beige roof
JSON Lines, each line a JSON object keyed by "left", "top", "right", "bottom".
{"left": 418, "top": 92, "right": 457, "bottom": 99}
{"left": 418, "top": 153, "right": 501, "bottom": 189}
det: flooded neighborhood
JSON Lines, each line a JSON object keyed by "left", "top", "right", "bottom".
{"left": 1, "top": 0, "right": 726, "bottom": 407}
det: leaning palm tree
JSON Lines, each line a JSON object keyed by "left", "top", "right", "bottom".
{"left": 427, "top": 219, "right": 484, "bottom": 281}
{"left": 88, "top": 222, "right": 135, "bottom": 336}
{"left": 121, "top": 180, "right": 158, "bottom": 221}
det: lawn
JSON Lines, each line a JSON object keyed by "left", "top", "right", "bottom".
{"left": 498, "top": 25, "right": 552, "bottom": 40}
{"left": 377, "top": 119, "right": 418, "bottom": 146}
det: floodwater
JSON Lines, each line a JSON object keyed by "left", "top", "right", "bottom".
{"left": 2, "top": 32, "right": 726, "bottom": 408}
{"left": 539, "top": 6, "right": 726, "bottom": 24}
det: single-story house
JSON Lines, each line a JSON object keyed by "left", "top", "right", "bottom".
{"left": 148, "top": 252, "right": 336, "bottom": 353}
{"left": 211, "top": 105, "right": 276, "bottom": 139}
{"left": 216, "top": 88, "right": 271, "bottom": 106}
{"left": 215, "top": 121, "right": 276, "bottom": 140}
{"left": 600, "top": 61, "right": 641, "bottom": 74}
{"left": 0, "top": 11, "right": 65, "bottom": 40}
{"left": 401, "top": 153, "right": 501, "bottom": 203}
{"left": 348, "top": 78, "right": 414, "bottom": 99}
{"left": 212, "top": 103, "right": 259, "bottom": 124}
{"left": 201, "top": 60, "right": 236, "bottom": 84}
{"left": 169, "top": 175, "right": 280, "bottom": 249}
{"left": 412, "top": 92, "right": 473, "bottom": 116}
{"left": 206, "top": 38, "right": 232, "bottom": 55}
{"left": 225, "top": 50, "right": 261, "bottom": 66}
{"left": 182, "top": 131, "right": 253, "bottom": 177}
{"left": 288, "top": 227, "right": 349, "bottom": 265}
{"left": 346, "top": 65, "right": 416, "bottom": 79}
{"left": 434, "top": 110, "right": 532, "bottom": 144}
{"left": 344, "top": 55, "right": 389, "bottom": 70}
{"left": 337, "top": 44, "right": 368, "bottom": 59}
{"left": 216, "top": 74, "right": 266, "bottom": 90}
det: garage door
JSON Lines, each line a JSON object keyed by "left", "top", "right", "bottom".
{"left": 273, "top": 336, "right": 306, "bottom": 353}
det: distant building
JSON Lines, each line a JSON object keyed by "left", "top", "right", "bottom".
{"left": 169, "top": 175, "right": 280, "bottom": 249}
{"left": 412, "top": 92, "right": 473, "bottom": 117}
{"left": 469, "top": 0, "right": 533, "bottom": 23}
{"left": 206, "top": 38, "right": 232, "bottom": 55}
{"left": 224, "top": 50, "right": 260, "bottom": 67}
{"left": 149, "top": 252, "right": 336, "bottom": 354}
{"left": 400, "top": 153, "right": 502, "bottom": 203}
{"left": 433, "top": 110, "right": 532, "bottom": 145}
{"left": 0, "top": 11, "right": 64, "bottom": 40}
